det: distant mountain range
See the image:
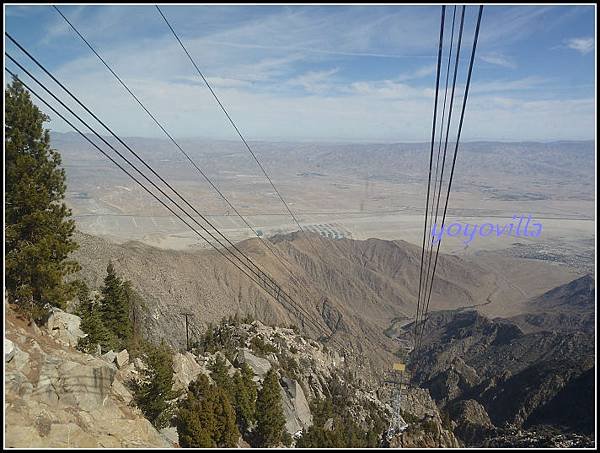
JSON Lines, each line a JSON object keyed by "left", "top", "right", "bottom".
{"left": 53, "top": 132, "right": 594, "bottom": 202}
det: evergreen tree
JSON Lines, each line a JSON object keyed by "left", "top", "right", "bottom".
{"left": 255, "top": 368, "right": 288, "bottom": 447}
{"left": 199, "top": 323, "right": 216, "bottom": 353}
{"left": 176, "top": 397, "right": 213, "bottom": 447}
{"left": 212, "top": 385, "right": 241, "bottom": 447}
{"left": 296, "top": 393, "right": 385, "bottom": 447}
{"left": 209, "top": 354, "right": 231, "bottom": 392}
{"left": 176, "top": 376, "right": 215, "bottom": 448}
{"left": 5, "top": 77, "right": 80, "bottom": 321}
{"left": 100, "top": 262, "right": 133, "bottom": 349}
{"left": 232, "top": 363, "right": 257, "bottom": 433}
{"left": 176, "top": 374, "right": 239, "bottom": 447}
{"left": 131, "top": 341, "right": 179, "bottom": 429}
{"left": 75, "top": 282, "right": 113, "bottom": 353}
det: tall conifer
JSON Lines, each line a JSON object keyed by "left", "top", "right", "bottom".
{"left": 255, "top": 368, "right": 288, "bottom": 447}
{"left": 5, "top": 77, "right": 79, "bottom": 320}
{"left": 100, "top": 262, "right": 133, "bottom": 348}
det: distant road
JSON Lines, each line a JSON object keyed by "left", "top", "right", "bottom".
{"left": 72, "top": 211, "right": 595, "bottom": 221}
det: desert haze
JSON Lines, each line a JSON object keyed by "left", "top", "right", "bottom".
{"left": 58, "top": 133, "right": 595, "bottom": 275}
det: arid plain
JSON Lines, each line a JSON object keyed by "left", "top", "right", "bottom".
{"left": 58, "top": 134, "right": 594, "bottom": 274}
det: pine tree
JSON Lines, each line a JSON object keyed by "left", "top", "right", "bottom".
{"left": 176, "top": 374, "right": 240, "bottom": 447}
{"left": 209, "top": 354, "right": 231, "bottom": 392}
{"left": 296, "top": 391, "right": 385, "bottom": 447}
{"left": 176, "top": 377, "right": 215, "bottom": 448}
{"left": 213, "top": 385, "right": 241, "bottom": 447}
{"left": 232, "top": 363, "right": 257, "bottom": 433}
{"left": 5, "top": 77, "right": 80, "bottom": 321}
{"left": 176, "top": 397, "right": 213, "bottom": 447}
{"left": 100, "top": 262, "right": 133, "bottom": 349}
{"left": 75, "top": 282, "right": 113, "bottom": 353}
{"left": 131, "top": 341, "right": 179, "bottom": 429}
{"left": 201, "top": 324, "right": 217, "bottom": 354}
{"left": 255, "top": 368, "right": 288, "bottom": 447}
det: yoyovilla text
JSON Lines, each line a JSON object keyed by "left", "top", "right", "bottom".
{"left": 431, "top": 214, "right": 542, "bottom": 246}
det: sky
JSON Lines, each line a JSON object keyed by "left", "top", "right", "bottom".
{"left": 4, "top": 4, "right": 596, "bottom": 142}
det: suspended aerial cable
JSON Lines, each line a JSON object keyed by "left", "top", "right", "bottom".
{"left": 4, "top": 68, "right": 266, "bottom": 295}
{"left": 6, "top": 54, "right": 276, "bottom": 295}
{"left": 417, "top": 5, "right": 465, "bottom": 351}
{"left": 5, "top": 48, "right": 335, "bottom": 339}
{"left": 421, "top": 5, "right": 457, "bottom": 327}
{"left": 52, "top": 5, "right": 305, "bottom": 291}
{"left": 5, "top": 66, "right": 341, "bottom": 344}
{"left": 155, "top": 5, "right": 324, "bottom": 260}
{"left": 414, "top": 5, "right": 445, "bottom": 348}
{"left": 6, "top": 33, "right": 282, "bottom": 298}
{"left": 417, "top": 6, "right": 484, "bottom": 350}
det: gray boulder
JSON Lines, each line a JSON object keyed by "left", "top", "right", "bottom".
{"left": 5, "top": 308, "right": 170, "bottom": 448}
{"left": 172, "top": 351, "right": 204, "bottom": 391}
{"left": 101, "top": 350, "right": 117, "bottom": 365}
{"left": 5, "top": 338, "right": 16, "bottom": 362}
{"left": 31, "top": 354, "right": 117, "bottom": 411}
{"left": 160, "top": 427, "right": 179, "bottom": 446}
{"left": 45, "top": 308, "right": 86, "bottom": 348}
{"left": 111, "top": 378, "right": 134, "bottom": 405}
{"left": 236, "top": 348, "right": 271, "bottom": 378}
{"left": 115, "top": 350, "right": 129, "bottom": 369}
{"left": 280, "top": 377, "right": 313, "bottom": 437}
{"left": 57, "top": 360, "right": 117, "bottom": 411}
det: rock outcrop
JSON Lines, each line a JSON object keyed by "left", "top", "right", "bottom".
{"left": 115, "top": 349, "right": 130, "bottom": 369}
{"left": 280, "top": 376, "right": 313, "bottom": 437}
{"left": 44, "top": 308, "right": 86, "bottom": 348}
{"left": 389, "top": 417, "right": 460, "bottom": 448}
{"left": 387, "top": 386, "right": 461, "bottom": 448}
{"left": 5, "top": 338, "right": 16, "bottom": 362}
{"left": 236, "top": 348, "right": 272, "bottom": 379}
{"left": 5, "top": 307, "right": 170, "bottom": 448}
{"left": 172, "top": 351, "right": 206, "bottom": 391}
{"left": 447, "top": 399, "right": 493, "bottom": 445}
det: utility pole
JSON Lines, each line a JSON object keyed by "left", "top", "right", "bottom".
{"left": 181, "top": 312, "right": 194, "bottom": 351}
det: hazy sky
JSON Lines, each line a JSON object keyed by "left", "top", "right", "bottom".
{"left": 5, "top": 4, "right": 596, "bottom": 141}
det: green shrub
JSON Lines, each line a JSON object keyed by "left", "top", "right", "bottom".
{"left": 249, "top": 335, "right": 278, "bottom": 356}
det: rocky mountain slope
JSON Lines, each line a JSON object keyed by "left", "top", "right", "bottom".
{"left": 4, "top": 306, "right": 170, "bottom": 448}
{"left": 162, "top": 317, "right": 461, "bottom": 448}
{"left": 4, "top": 304, "right": 460, "bottom": 448}
{"left": 506, "top": 274, "right": 595, "bottom": 334}
{"left": 66, "top": 231, "right": 594, "bottom": 447}
{"left": 71, "top": 230, "right": 569, "bottom": 382}
{"left": 400, "top": 307, "right": 595, "bottom": 445}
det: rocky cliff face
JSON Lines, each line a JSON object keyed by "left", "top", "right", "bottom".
{"left": 4, "top": 306, "right": 170, "bottom": 448}
{"left": 402, "top": 306, "right": 595, "bottom": 446}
